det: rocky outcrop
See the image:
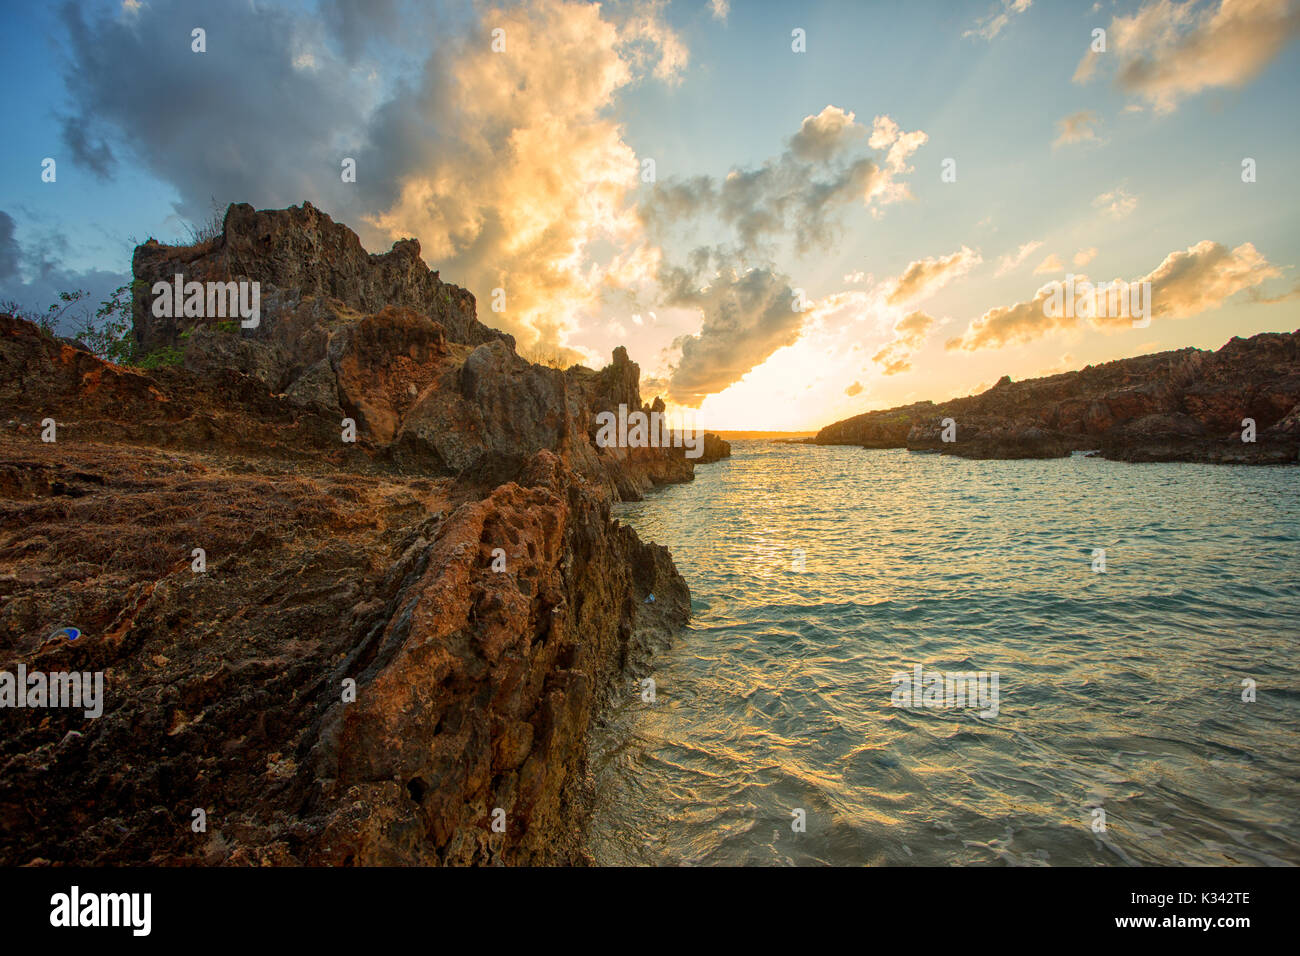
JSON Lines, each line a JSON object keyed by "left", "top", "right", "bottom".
{"left": 124, "top": 202, "right": 726, "bottom": 499}
{"left": 812, "top": 331, "right": 1300, "bottom": 463}
{"left": 817, "top": 403, "right": 930, "bottom": 448}
{"left": 563, "top": 346, "right": 730, "bottom": 497}
{"left": 1099, "top": 413, "right": 1299, "bottom": 464}
{"left": 132, "top": 201, "right": 505, "bottom": 356}
{"left": 697, "top": 432, "right": 731, "bottom": 464}
{"left": 906, "top": 417, "right": 1074, "bottom": 459}
{"left": 0, "top": 428, "right": 686, "bottom": 865}
{"left": 0, "top": 201, "right": 720, "bottom": 865}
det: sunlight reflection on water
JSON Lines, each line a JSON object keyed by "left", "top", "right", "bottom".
{"left": 585, "top": 442, "right": 1300, "bottom": 866}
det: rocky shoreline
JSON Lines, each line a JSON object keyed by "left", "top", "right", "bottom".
{"left": 810, "top": 331, "right": 1300, "bottom": 463}
{"left": 0, "top": 202, "right": 727, "bottom": 865}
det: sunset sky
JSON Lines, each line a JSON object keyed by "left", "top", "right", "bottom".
{"left": 2, "top": 0, "right": 1298, "bottom": 429}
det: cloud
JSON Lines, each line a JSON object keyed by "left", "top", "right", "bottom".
{"left": 885, "top": 246, "right": 981, "bottom": 306}
{"left": 1247, "top": 279, "right": 1300, "bottom": 304}
{"left": 0, "top": 211, "right": 126, "bottom": 330}
{"left": 1074, "top": 0, "right": 1300, "bottom": 112}
{"left": 1053, "top": 109, "right": 1102, "bottom": 147}
{"left": 845, "top": 380, "right": 864, "bottom": 396}
{"left": 995, "top": 240, "right": 1044, "bottom": 276}
{"left": 319, "top": 0, "right": 401, "bottom": 63}
{"left": 1074, "top": 246, "right": 1099, "bottom": 266}
{"left": 0, "top": 212, "right": 19, "bottom": 282}
{"left": 620, "top": 3, "right": 690, "bottom": 83}
{"left": 964, "top": 0, "right": 1034, "bottom": 40}
{"left": 642, "top": 374, "right": 671, "bottom": 399}
{"left": 57, "top": 0, "right": 370, "bottom": 221}
{"left": 663, "top": 266, "right": 802, "bottom": 406}
{"left": 865, "top": 115, "right": 930, "bottom": 209}
{"left": 55, "top": 2, "right": 926, "bottom": 394}
{"left": 644, "top": 108, "right": 926, "bottom": 402}
{"left": 1143, "top": 239, "right": 1281, "bottom": 318}
{"left": 59, "top": 115, "right": 115, "bottom": 180}
{"left": 1073, "top": 50, "right": 1102, "bottom": 84}
{"left": 1033, "top": 253, "right": 1064, "bottom": 274}
{"left": 946, "top": 239, "right": 1281, "bottom": 351}
{"left": 719, "top": 154, "right": 876, "bottom": 254}
{"left": 361, "top": 0, "right": 687, "bottom": 357}
{"left": 709, "top": 0, "right": 730, "bottom": 21}
{"left": 946, "top": 285, "right": 1068, "bottom": 352}
{"left": 644, "top": 107, "right": 925, "bottom": 266}
{"left": 1093, "top": 187, "right": 1138, "bottom": 219}
{"left": 789, "top": 105, "right": 863, "bottom": 163}
{"left": 54, "top": 0, "right": 688, "bottom": 362}
{"left": 872, "top": 310, "right": 936, "bottom": 375}
{"left": 1038, "top": 352, "right": 1077, "bottom": 375}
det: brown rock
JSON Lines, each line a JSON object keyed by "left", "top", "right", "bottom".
{"left": 0, "top": 203, "right": 704, "bottom": 866}
{"left": 812, "top": 330, "right": 1300, "bottom": 464}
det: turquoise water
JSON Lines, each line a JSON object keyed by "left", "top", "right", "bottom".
{"left": 586, "top": 442, "right": 1300, "bottom": 866}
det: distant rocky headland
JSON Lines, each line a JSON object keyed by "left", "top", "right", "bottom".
{"left": 810, "top": 332, "right": 1300, "bottom": 463}
{"left": 0, "top": 201, "right": 728, "bottom": 865}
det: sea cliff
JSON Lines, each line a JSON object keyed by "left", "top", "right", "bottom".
{"left": 0, "top": 201, "right": 727, "bottom": 864}
{"left": 812, "top": 332, "right": 1300, "bottom": 463}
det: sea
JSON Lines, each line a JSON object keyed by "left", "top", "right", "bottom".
{"left": 585, "top": 441, "right": 1300, "bottom": 865}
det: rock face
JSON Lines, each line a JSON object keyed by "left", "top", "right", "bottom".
{"left": 563, "top": 347, "right": 730, "bottom": 498}
{"left": 813, "top": 332, "right": 1300, "bottom": 463}
{"left": 906, "top": 417, "right": 1075, "bottom": 459}
{"left": 697, "top": 432, "right": 732, "bottom": 464}
{"left": 133, "top": 201, "right": 505, "bottom": 356}
{"left": 126, "top": 201, "right": 728, "bottom": 497}
{"left": 0, "top": 202, "right": 724, "bottom": 865}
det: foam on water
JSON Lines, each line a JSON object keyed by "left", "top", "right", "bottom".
{"left": 585, "top": 442, "right": 1300, "bottom": 865}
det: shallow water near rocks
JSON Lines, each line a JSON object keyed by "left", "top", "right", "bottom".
{"left": 585, "top": 441, "right": 1300, "bottom": 865}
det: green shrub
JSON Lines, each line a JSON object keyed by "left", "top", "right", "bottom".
{"left": 136, "top": 345, "right": 186, "bottom": 369}
{"left": 71, "top": 284, "right": 136, "bottom": 364}
{"left": 12, "top": 285, "right": 139, "bottom": 364}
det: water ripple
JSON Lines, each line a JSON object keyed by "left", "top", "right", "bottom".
{"left": 587, "top": 443, "right": 1300, "bottom": 866}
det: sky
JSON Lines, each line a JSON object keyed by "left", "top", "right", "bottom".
{"left": 1, "top": 0, "right": 1298, "bottom": 430}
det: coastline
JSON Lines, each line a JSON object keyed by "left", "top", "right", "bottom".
{"left": 803, "top": 333, "right": 1300, "bottom": 464}
{"left": 0, "top": 202, "right": 723, "bottom": 865}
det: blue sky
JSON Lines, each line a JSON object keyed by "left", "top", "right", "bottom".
{"left": 2, "top": 0, "right": 1298, "bottom": 428}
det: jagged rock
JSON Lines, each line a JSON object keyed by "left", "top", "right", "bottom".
{"left": 57, "top": 337, "right": 91, "bottom": 353}
{"left": 818, "top": 403, "right": 932, "bottom": 447}
{"left": 1101, "top": 411, "right": 1297, "bottom": 463}
{"left": 132, "top": 201, "right": 506, "bottom": 355}
{"left": 127, "top": 204, "right": 726, "bottom": 495}
{"left": 284, "top": 358, "right": 341, "bottom": 413}
{"left": 813, "top": 331, "right": 1300, "bottom": 464}
{"left": 698, "top": 433, "right": 731, "bottom": 463}
{"left": 0, "top": 201, "right": 725, "bottom": 866}
{"left": 0, "top": 431, "right": 688, "bottom": 865}
{"left": 1267, "top": 402, "right": 1300, "bottom": 440}
{"left": 334, "top": 306, "right": 449, "bottom": 443}
{"left": 907, "top": 417, "right": 1072, "bottom": 459}
{"left": 394, "top": 338, "right": 572, "bottom": 484}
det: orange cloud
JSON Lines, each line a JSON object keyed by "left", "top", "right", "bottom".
{"left": 947, "top": 239, "right": 1281, "bottom": 351}
{"left": 873, "top": 310, "right": 937, "bottom": 374}
{"left": 886, "top": 246, "right": 981, "bottom": 306}
{"left": 1053, "top": 110, "right": 1102, "bottom": 147}
{"left": 365, "top": 0, "right": 685, "bottom": 360}
{"left": 1075, "top": 0, "right": 1300, "bottom": 112}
